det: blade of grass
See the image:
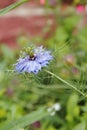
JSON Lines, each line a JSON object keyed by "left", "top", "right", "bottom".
{"left": 0, "top": 107, "right": 49, "bottom": 130}
{"left": 0, "top": 0, "right": 29, "bottom": 16}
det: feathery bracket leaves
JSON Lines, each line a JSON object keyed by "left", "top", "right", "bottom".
{"left": 45, "top": 70, "right": 87, "bottom": 98}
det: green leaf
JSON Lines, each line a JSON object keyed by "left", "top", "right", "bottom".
{"left": 81, "top": 105, "right": 87, "bottom": 112}
{"left": 0, "top": 0, "right": 29, "bottom": 16}
{"left": 73, "top": 121, "right": 86, "bottom": 130}
{"left": 66, "top": 93, "right": 80, "bottom": 122}
{"left": 47, "top": 126, "right": 56, "bottom": 130}
{"left": 0, "top": 107, "right": 49, "bottom": 130}
{"left": 1, "top": 45, "right": 14, "bottom": 59}
{"left": 55, "top": 27, "right": 68, "bottom": 43}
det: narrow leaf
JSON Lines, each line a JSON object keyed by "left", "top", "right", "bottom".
{"left": 0, "top": 107, "right": 49, "bottom": 130}
{"left": 73, "top": 121, "right": 86, "bottom": 130}
{"left": 0, "top": 0, "right": 29, "bottom": 16}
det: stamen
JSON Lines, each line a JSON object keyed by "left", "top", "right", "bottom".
{"left": 29, "top": 55, "right": 36, "bottom": 60}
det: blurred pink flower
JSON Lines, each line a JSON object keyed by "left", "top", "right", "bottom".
{"left": 48, "top": 0, "right": 57, "bottom": 7}
{"left": 72, "top": 67, "right": 79, "bottom": 75}
{"left": 64, "top": 54, "right": 75, "bottom": 66}
{"left": 32, "top": 121, "right": 41, "bottom": 128}
{"left": 76, "top": 5, "right": 84, "bottom": 13}
{"left": 40, "top": 0, "right": 45, "bottom": 5}
{"left": 5, "top": 88, "right": 14, "bottom": 97}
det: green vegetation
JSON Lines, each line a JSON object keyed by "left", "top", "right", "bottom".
{"left": 0, "top": 0, "right": 87, "bottom": 130}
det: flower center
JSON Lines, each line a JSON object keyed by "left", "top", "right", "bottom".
{"left": 29, "top": 55, "right": 36, "bottom": 60}
{"left": 23, "top": 46, "right": 36, "bottom": 60}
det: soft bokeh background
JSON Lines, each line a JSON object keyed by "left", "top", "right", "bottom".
{"left": 0, "top": 0, "right": 87, "bottom": 130}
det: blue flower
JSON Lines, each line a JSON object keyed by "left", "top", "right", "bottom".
{"left": 14, "top": 46, "right": 53, "bottom": 74}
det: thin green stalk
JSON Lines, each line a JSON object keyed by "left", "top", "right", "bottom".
{"left": 45, "top": 70, "right": 86, "bottom": 97}
{"left": 0, "top": 0, "right": 29, "bottom": 16}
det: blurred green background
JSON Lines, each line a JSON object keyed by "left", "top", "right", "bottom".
{"left": 0, "top": 0, "right": 87, "bottom": 130}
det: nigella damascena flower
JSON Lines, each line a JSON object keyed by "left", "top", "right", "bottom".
{"left": 14, "top": 46, "right": 53, "bottom": 74}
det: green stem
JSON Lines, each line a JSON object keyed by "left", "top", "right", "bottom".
{"left": 0, "top": 0, "right": 29, "bottom": 16}
{"left": 45, "top": 70, "right": 86, "bottom": 97}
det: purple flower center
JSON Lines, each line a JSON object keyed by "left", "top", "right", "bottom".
{"left": 29, "top": 55, "right": 36, "bottom": 61}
